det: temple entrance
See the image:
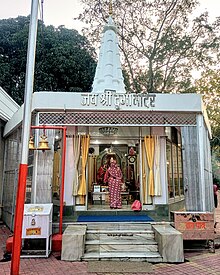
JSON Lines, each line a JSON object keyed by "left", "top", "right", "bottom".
{"left": 87, "top": 143, "right": 140, "bottom": 210}
{"left": 73, "top": 125, "right": 153, "bottom": 211}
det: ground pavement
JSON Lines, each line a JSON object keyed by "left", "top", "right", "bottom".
{"left": 1, "top": 195, "right": 220, "bottom": 275}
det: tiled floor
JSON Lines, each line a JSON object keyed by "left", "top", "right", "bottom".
{"left": 1, "top": 194, "right": 220, "bottom": 275}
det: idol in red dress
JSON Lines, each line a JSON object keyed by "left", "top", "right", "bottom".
{"left": 104, "top": 157, "right": 123, "bottom": 209}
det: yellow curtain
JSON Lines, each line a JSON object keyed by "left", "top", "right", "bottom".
{"left": 144, "top": 136, "right": 155, "bottom": 196}
{"left": 142, "top": 141, "right": 147, "bottom": 203}
{"left": 72, "top": 135, "right": 81, "bottom": 196}
{"left": 78, "top": 135, "right": 90, "bottom": 203}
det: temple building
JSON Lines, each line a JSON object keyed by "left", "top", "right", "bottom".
{"left": 0, "top": 9, "right": 215, "bottom": 262}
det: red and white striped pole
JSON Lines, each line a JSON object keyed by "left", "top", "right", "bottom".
{"left": 10, "top": 0, "right": 39, "bottom": 274}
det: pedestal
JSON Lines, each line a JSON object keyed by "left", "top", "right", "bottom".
{"left": 61, "top": 225, "right": 87, "bottom": 261}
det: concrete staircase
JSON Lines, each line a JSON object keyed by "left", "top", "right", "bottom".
{"left": 82, "top": 222, "right": 162, "bottom": 262}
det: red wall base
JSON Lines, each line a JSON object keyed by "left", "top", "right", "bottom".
{"left": 52, "top": 233, "right": 62, "bottom": 252}
{"left": 6, "top": 236, "right": 13, "bottom": 253}
{"left": 6, "top": 234, "right": 62, "bottom": 254}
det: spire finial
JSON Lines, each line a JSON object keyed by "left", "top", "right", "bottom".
{"left": 109, "top": 0, "right": 113, "bottom": 16}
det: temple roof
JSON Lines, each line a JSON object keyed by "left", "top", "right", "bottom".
{"left": 91, "top": 16, "right": 126, "bottom": 94}
{"left": 0, "top": 87, "right": 19, "bottom": 121}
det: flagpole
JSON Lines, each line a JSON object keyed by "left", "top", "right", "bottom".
{"left": 10, "top": 0, "right": 39, "bottom": 274}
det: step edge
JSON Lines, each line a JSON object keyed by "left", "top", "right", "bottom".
{"left": 85, "top": 240, "right": 158, "bottom": 245}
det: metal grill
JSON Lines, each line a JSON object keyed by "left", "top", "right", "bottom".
{"left": 39, "top": 111, "right": 197, "bottom": 126}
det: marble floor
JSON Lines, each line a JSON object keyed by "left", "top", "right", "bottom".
{"left": 88, "top": 203, "right": 132, "bottom": 211}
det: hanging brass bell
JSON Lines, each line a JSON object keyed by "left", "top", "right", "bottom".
{"left": 29, "top": 136, "right": 36, "bottom": 150}
{"left": 37, "top": 134, "right": 50, "bottom": 151}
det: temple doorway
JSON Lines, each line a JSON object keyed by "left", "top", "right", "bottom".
{"left": 87, "top": 144, "right": 140, "bottom": 210}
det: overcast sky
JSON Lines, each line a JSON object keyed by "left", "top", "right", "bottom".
{"left": 0, "top": 0, "right": 83, "bottom": 31}
{"left": 0, "top": 0, "right": 219, "bottom": 32}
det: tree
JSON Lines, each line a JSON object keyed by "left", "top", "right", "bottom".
{"left": 195, "top": 69, "right": 220, "bottom": 141}
{"left": 195, "top": 69, "right": 220, "bottom": 179}
{"left": 0, "top": 16, "right": 97, "bottom": 105}
{"left": 77, "top": 0, "right": 220, "bottom": 93}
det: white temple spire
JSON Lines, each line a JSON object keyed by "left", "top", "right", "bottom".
{"left": 91, "top": 14, "right": 126, "bottom": 94}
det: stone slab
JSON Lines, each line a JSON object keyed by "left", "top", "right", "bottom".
{"left": 61, "top": 225, "right": 87, "bottom": 261}
{"left": 152, "top": 224, "right": 184, "bottom": 263}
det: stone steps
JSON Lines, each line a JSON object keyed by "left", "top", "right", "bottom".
{"left": 85, "top": 244, "right": 158, "bottom": 253}
{"left": 87, "top": 229, "right": 154, "bottom": 234}
{"left": 82, "top": 251, "right": 162, "bottom": 262}
{"left": 86, "top": 239, "right": 157, "bottom": 245}
{"left": 86, "top": 232, "right": 154, "bottom": 241}
{"left": 82, "top": 222, "right": 162, "bottom": 262}
{"left": 86, "top": 222, "right": 152, "bottom": 229}
{"left": 52, "top": 222, "right": 153, "bottom": 235}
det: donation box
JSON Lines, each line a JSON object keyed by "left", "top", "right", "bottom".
{"left": 173, "top": 211, "right": 215, "bottom": 240}
{"left": 22, "top": 203, "right": 53, "bottom": 258}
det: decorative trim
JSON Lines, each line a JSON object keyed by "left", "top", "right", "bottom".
{"left": 39, "top": 111, "right": 197, "bottom": 126}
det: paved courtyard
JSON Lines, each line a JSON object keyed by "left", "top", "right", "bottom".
{"left": 1, "top": 195, "right": 220, "bottom": 275}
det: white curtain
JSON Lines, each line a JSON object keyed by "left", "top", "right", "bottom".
{"left": 154, "top": 136, "right": 162, "bottom": 196}
{"left": 72, "top": 135, "right": 81, "bottom": 196}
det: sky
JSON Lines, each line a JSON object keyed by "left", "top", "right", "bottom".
{"left": 0, "top": 0, "right": 84, "bottom": 31}
{"left": 0, "top": 0, "right": 220, "bottom": 32}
